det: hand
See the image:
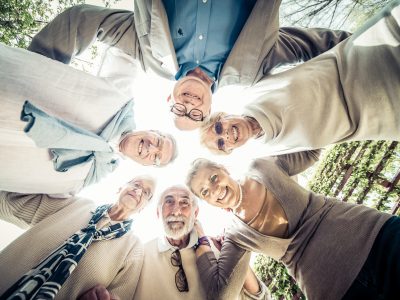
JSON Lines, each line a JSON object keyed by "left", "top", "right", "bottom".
{"left": 210, "top": 232, "right": 225, "bottom": 251}
{"left": 194, "top": 219, "right": 206, "bottom": 237}
{"left": 78, "top": 285, "right": 115, "bottom": 300}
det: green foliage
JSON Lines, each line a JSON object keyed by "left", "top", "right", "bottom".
{"left": 0, "top": 0, "right": 120, "bottom": 49}
{"left": 254, "top": 141, "right": 399, "bottom": 299}
{"left": 254, "top": 255, "right": 305, "bottom": 300}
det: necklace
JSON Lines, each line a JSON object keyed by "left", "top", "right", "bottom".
{"left": 232, "top": 182, "right": 243, "bottom": 211}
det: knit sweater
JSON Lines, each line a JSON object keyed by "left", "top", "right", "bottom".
{"left": 0, "top": 192, "right": 143, "bottom": 300}
{"left": 243, "top": 0, "right": 400, "bottom": 155}
{"left": 197, "top": 154, "right": 391, "bottom": 300}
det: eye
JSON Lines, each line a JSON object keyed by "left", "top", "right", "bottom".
{"left": 201, "top": 189, "right": 209, "bottom": 197}
{"left": 180, "top": 200, "right": 189, "bottom": 206}
{"left": 210, "top": 174, "right": 218, "bottom": 183}
{"left": 217, "top": 139, "right": 224, "bottom": 151}
{"left": 214, "top": 121, "right": 223, "bottom": 135}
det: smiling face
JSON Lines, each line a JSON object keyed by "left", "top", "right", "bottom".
{"left": 201, "top": 114, "right": 255, "bottom": 154}
{"left": 170, "top": 76, "right": 212, "bottom": 130}
{"left": 158, "top": 186, "right": 199, "bottom": 240}
{"left": 119, "top": 131, "right": 175, "bottom": 166}
{"left": 117, "top": 177, "right": 156, "bottom": 214}
{"left": 189, "top": 165, "right": 240, "bottom": 209}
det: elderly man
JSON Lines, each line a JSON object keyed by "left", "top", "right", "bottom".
{"left": 131, "top": 185, "right": 268, "bottom": 300}
{"left": 0, "top": 176, "right": 156, "bottom": 300}
{"left": 0, "top": 43, "right": 177, "bottom": 195}
{"left": 28, "top": 0, "right": 350, "bottom": 130}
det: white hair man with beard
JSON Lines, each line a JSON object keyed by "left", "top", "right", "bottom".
{"left": 133, "top": 185, "right": 268, "bottom": 300}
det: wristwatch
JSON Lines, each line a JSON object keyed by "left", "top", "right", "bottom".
{"left": 193, "top": 236, "right": 211, "bottom": 250}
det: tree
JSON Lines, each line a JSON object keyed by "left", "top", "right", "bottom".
{"left": 0, "top": 0, "right": 120, "bottom": 49}
{"left": 281, "top": 0, "right": 391, "bottom": 30}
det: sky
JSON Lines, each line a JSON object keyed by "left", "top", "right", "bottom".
{"left": 0, "top": 0, "right": 313, "bottom": 250}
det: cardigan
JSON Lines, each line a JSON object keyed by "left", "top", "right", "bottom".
{"left": 0, "top": 192, "right": 143, "bottom": 300}
{"left": 197, "top": 153, "right": 391, "bottom": 300}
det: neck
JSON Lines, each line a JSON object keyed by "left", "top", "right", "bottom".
{"left": 187, "top": 67, "right": 214, "bottom": 88}
{"left": 232, "top": 182, "right": 244, "bottom": 214}
{"left": 108, "top": 204, "right": 132, "bottom": 221}
{"left": 167, "top": 234, "right": 190, "bottom": 249}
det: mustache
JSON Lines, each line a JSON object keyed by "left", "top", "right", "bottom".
{"left": 165, "top": 215, "right": 188, "bottom": 223}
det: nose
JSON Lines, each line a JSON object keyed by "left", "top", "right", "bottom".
{"left": 170, "top": 203, "right": 182, "bottom": 215}
{"left": 134, "top": 187, "right": 143, "bottom": 198}
{"left": 148, "top": 143, "right": 160, "bottom": 153}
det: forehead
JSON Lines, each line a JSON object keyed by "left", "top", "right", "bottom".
{"left": 161, "top": 187, "right": 192, "bottom": 200}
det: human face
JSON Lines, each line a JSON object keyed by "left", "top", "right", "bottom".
{"left": 117, "top": 177, "right": 155, "bottom": 214}
{"left": 171, "top": 76, "right": 212, "bottom": 130}
{"left": 119, "top": 131, "right": 174, "bottom": 166}
{"left": 190, "top": 166, "right": 240, "bottom": 209}
{"left": 203, "top": 115, "right": 254, "bottom": 154}
{"left": 159, "top": 187, "right": 198, "bottom": 239}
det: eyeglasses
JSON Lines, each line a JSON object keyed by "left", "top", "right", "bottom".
{"left": 170, "top": 249, "right": 189, "bottom": 292}
{"left": 214, "top": 121, "right": 225, "bottom": 151}
{"left": 170, "top": 103, "right": 204, "bottom": 122}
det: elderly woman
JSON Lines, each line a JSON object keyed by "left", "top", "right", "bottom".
{"left": 0, "top": 43, "right": 177, "bottom": 195}
{"left": 0, "top": 175, "right": 156, "bottom": 300}
{"left": 200, "top": 1, "right": 400, "bottom": 155}
{"left": 186, "top": 151, "right": 400, "bottom": 300}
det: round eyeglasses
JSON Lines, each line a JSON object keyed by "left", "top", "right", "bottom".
{"left": 170, "top": 103, "right": 204, "bottom": 122}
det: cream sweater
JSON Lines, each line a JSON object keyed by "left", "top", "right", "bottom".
{"left": 0, "top": 192, "right": 143, "bottom": 300}
{"left": 244, "top": 1, "right": 400, "bottom": 155}
{"left": 0, "top": 43, "right": 132, "bottom": 195}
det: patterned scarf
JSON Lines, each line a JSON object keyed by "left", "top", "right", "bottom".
{"left": 1, "top": 204, "right": 133, "bottom": 300}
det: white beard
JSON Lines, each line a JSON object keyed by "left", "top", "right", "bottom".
{"left": 163, "top": 212, "right": 195, "bottom": 240}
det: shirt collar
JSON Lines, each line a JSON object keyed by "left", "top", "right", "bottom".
{"left": 157, "top": 230, "right": 199, "bottom": 252}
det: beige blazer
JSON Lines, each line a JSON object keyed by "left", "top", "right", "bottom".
{"left": 29, "top": 0, "right": 350, "bottom": 89}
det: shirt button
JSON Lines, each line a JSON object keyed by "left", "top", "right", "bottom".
{"left": 198, "top": 34, "right": 203, "bottom": 40}
{"left": 202, "top": 0, "right": 207, "bottom": 3}
{"left": 196, "top": 60, "right": 200, "bottom": 64}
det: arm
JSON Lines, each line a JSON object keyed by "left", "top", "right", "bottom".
{"left": 262, "top": 27, "right": 351, "bottom": 74}
{"left": 272, "top": 149, "right": 322, "bottom": 176}
{"left": 195, "top": 222, "right": 262, "bottom": 300}
{"left": 0, "top": 191, "right": 76, "bottom": 229}
{"left": 28, "top": 4, "right": 138, "bottom": 64}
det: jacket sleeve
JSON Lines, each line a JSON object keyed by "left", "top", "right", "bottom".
{"left": 197, "top": 238, "right": 254, "bottom": 300}
{"left": 262, "top": 27, "right": 351, "bottom": 74}
{"left": 28, "top": 4, "right": 139, "bottom": 64}
{"left": 0, "top": 191, "right": 76, "bottom": 229}
{"left": 241, "top": 275, "right": 270, "bottom": 300}
{"left": 272, "top": 150, "right": 322, "bottom": 176}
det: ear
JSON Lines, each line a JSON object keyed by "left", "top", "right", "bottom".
{"left": 167, "top": 94, "right": 172, "bottom": 103}
{"left": 194, "top": 206, "right": 200, "bottom": 218}
{"left": 156, "top": 208, "right": 160, "bottom": 219}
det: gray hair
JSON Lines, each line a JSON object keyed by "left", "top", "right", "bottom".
{"left": 151, "top": 130, "right": 179, "bottom": 166}
{"left": 185, "top": 158, "right": 229, "bottom": 197}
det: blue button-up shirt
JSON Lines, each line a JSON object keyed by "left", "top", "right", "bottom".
{"left": 163, "top": 0, "right": 256, "bottom": 87}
